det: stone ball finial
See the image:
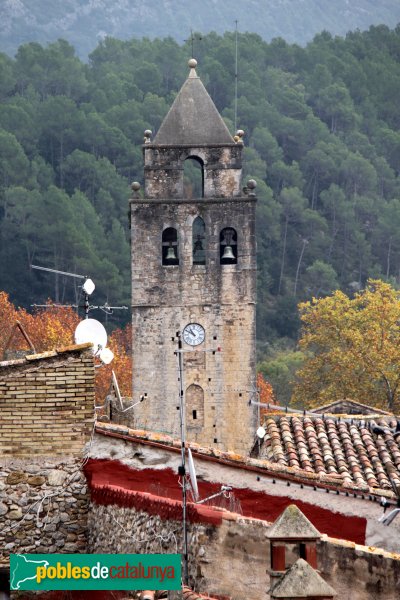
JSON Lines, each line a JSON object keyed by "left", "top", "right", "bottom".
{"left": 236, "top": 129, "right": 245, "bottom": 138}
{"left": 144, "top": 129, "right": 152, "bottom": 138}
{"left": 131, "top": 181, "right": 141, "bottom": 192}
{"left": 188, "top": 58, "right": 198, "bottom": 69}
{"left": 247, "top": 179, "right": 257, "bottom": 190}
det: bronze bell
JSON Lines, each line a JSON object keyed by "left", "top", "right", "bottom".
{"left": 166, "top": 244, "right": 177, "bottom": 260}
{"left": 222, "top": 245, "right": 235, "bottom": 260}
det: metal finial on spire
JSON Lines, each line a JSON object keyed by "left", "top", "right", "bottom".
{"left": 184, "top": 29, "right": 202, "bottom": 59}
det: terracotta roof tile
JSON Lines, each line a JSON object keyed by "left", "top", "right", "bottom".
{"left": 260, "top": 416, "right": 400, "bottom": 493}
{"left": 94, "top": 421, "right": 398, "bottom": 497}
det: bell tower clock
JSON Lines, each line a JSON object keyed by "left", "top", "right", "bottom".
{"left": 129, "top": 59, "right": 257, "bottom": 455}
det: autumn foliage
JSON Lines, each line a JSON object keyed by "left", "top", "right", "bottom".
{"left": 0, "top": 291, "right": 132, "bottom": 402}
{"left": 293, "top": 279, "right": 400, "bottom": 412}
{"left": 257, "top": 372, "right": 277, "bottom": 420}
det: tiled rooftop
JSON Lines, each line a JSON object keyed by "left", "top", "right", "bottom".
{"left": 259, "top": 415, "right": 400, "bottom": 494}
{"left": 94, "top": 421, "right": 399, "bottom": 498}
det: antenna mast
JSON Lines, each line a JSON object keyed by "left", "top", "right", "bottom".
{"left": 234, "top": 19, "right": 238, "bottom": 132}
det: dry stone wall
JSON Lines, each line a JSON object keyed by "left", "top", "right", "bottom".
{"left": 0, "top": 457, "right": 88, "bottom": 566}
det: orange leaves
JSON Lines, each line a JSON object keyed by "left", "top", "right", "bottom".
{"left": 0, "top": 291, "right": 132, "bottom": 405}
{"left": 257, "top": 372, "right": 277, "bottom": 420}
{"left": 0, "top": 291, "right": 79, "bottom": 354}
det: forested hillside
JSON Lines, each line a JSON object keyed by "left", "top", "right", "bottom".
{"left": 1, "top": 27, "right": 400, "bottom": 354}
{"left": 2, "top": 0, "right": 400, "bottom": 59}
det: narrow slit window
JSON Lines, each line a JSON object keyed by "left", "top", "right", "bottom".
{"left": 220, "top": 227, "right": 238, "bottom": 264}
{"left": 192, "top": 216, "right": 206, "bottom": 265}
{"left": 162, "top": 227, "right": 179, "bottom": 265}
{"left": 186, "top": 384, "right": 204, "bottom": 429}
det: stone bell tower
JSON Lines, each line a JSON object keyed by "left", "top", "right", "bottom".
{"left": 129, "top": 59, "right": 257, "bottom": 455}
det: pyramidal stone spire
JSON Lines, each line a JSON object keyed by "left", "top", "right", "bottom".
{"left": 270, "top": 558, "right": 337, "bottom": 598}
{"left": 153, "top": 58, "right": 234, "bottom": 145}
{"left": 268, "top": 504, "right": 321, "bottom": 540}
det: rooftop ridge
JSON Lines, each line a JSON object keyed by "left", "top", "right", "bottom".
{"left": 0, "top": 342, "right": 93, "bottom": 368}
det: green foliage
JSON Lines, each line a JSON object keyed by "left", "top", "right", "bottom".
{"left": 258, "top": 350, "right": 306, "bottom": 406}
{"left": 1, "top": 26, "right": 400, "bottom": 336}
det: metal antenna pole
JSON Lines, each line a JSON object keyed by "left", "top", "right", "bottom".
{"left": 176, "top": 332, "right": 188, "bottom": 585}
{"left": 234, "top": 19, "right": 238, "bottom": 132}
{"left": 31, "top": 265, "right": 85, "bottom": 279}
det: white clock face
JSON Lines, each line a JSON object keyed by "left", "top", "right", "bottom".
{"left": 183, "top": 323, "right": 205, "bottom": 346}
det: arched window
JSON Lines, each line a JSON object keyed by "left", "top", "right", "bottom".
{"left": 220, "top": 227, "right": 237, "bottom": 265}
{"left": 162, "top": 227, "right": 179, "bottom": 265}
{"left": 183, "top": 156, "right": 204, "bottom": 198}
{"left": 186, "top": 384, "right": 204, "bottom": 429}
{"left": 192, "top": 216, "right": 206, "bottom": 265}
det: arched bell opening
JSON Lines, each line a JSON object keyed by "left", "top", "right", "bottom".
{"left": 192, "top": 216, "right": 206, "bottom": 265}
{"left": 183, "top": 156, "right": 204, "bottom": 198}
{"left": 162, "top": 227, "right": 179, "bottom": 265}
{"left": 220, "top": 227, "right": 238, "bottom": 265}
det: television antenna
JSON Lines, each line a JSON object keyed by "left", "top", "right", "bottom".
{"left": 31, "top": 264, "right": 129, "bottom": 319}
{"left": 31, "top": 264, "right": 95, "bottom": 319}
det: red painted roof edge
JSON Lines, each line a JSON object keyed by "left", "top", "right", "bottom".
{"left": 94, "top": 423, "right": 396, "bottom": 500}
{"left": 90, "top": 483, "right": 224, "bottom": 527}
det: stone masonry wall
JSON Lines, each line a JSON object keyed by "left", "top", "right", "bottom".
{"left": 130, "top": 198, "right": 257, "bottom": 455}
{"left": 0, "top": 457, "right": 88, "bottom": 567}
{"left": 87, "top": 496, "right": 400, "bottom": 600}
{"left": 318, "top": 536, "right": 400, "bottom": 600}
{"left": 0, "top": 345, "right": 95, "bottom": 456}
{"left": 88, "top": 502, "right": 269, "bottom": 599}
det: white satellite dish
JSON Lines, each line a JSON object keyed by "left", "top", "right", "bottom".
{"left": 187, "top": 448, "right": 199, "bottom": 502}
{"left": 256, "top": 426, "right": 266, "bottom": 439}
{"left": 82, "top": 278, "right": 95, "bottom": 296}
{"left": 74, "top": 318, "right": 107, "bottom": 354}
{"left": 99, "top": 347, "right": 114, "bottom": 365}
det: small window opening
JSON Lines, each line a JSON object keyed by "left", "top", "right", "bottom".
{"left": 162, "top": 227, "right": 179, "bottom": 265}
{"left": 299, "top": 543, "right": 306, "bottom": 560}
{"left": 184, "top": 156, "right": 204, "bottom": 198}
{"left": 186, "top": 384, "right": 204, "bottom": 429}
{"left": 193, "top": 216, "right": 206, "bottom": 265}
{"left": 220, "top": 227, "right": 238, "bottom": 264}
